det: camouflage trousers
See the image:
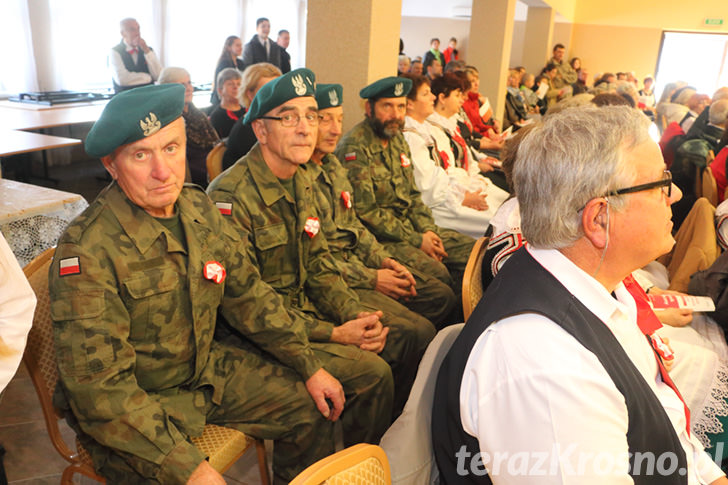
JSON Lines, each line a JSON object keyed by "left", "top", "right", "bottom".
{"left": 78, "top": 342, "right": 336, "bottom": 485}
{"left": 399, "top": 264, "right": 457, "bottom": 327}
{"left": 356, "top": 288, "right": 436, "bottom": 417}
{"left": 384, "top": 229, "right": 476, "bottom": 324}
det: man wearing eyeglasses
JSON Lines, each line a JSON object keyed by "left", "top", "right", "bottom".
{"left": 207, "top": 68, "right": 397, "bottom": 444}
{"left": 433, "top": 106, "right": 728, "bottom": 484}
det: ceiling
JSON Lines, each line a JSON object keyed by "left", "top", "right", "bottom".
{"left": 401, "top": 0, "right": 570, "bottom": 22}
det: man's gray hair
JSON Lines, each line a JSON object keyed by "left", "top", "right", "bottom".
{"left": 514, "top": 105, "right": 650, "bottom": 248}
{"left": 158, "top": 66, "right": 190, "bottom": 85}
{"left": 709, "top": 99, "right": 728, "bottom": 126}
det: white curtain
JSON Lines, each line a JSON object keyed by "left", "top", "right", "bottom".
{"left": 0, "top": 0, "right": 39, "bottom": 93}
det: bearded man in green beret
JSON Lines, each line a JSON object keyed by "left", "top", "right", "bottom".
{"left": 50, "top": 84, "right": 339, "bottom": 484}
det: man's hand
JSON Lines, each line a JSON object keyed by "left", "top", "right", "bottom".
{"left": 138, "top": 37, "right": 150, "bottom": 54}
{"left": 375, "top": 258, "right": 416, "bottom": 299}
{"left": 420, "top": 231, "right": 447, "bottom": 262}
{"left": 330, "top": 311, "right": 388, "bottom": 353}
{"left": 479, "top": 137, "right": 504, "bottom": 151}
{"left": 305, "top": 368, "right": 345, "bottom": 421}
{"left": 462, "top": 190, "right": 489, "bottom": 211}
{"left": 187, "top": 460, "right": 226, "bottom": 484}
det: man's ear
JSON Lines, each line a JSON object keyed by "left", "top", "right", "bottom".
{"left": 101, "top": 155, "right": 117, "bottom": 180}
{"left": 364, "top": 100, "right": 373, "bottom": 118}
{"left": 581, "top": 197, "right": 609, "bottom": 249}
{"left": 251, "top": 119, "right": 268, "bottom": 144}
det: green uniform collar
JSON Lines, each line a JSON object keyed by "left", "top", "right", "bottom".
{"left": 246, "top": 144, "right": 314, "bottom": 208}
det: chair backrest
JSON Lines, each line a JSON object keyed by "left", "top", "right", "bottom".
{"left": 206, "top": 141, "right": 226, "bottom": 183}
{"left": 462, "top": 236, "right": 489, "bottom": 321}
{"left": 22, "top": 248, "right": 79, "bottom": 464}
{"left": 289, "top": 443, "right": 391, "bottom": 485}
{"left": 379, "top": 323, "right": 464, "bottom": 485}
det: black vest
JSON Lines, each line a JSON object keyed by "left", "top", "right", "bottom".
{"left": 432, "top": 247, "right": 688, "bottom": 484}
{"left": 112, "top": 41, "right": 151, "bottom": 93}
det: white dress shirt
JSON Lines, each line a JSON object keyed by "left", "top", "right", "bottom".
{"left": 0, "top": 232, "right": 35, "bottom": 392}
{"left": 109, "top": 40, "right": 162, "bottom": 88}
{"left": 460, "top": 245, "right": 724, "bottom": 484}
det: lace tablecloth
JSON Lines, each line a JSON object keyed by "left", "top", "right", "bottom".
{"left": 0, "top": 179, "right": 88, "bottom": 267}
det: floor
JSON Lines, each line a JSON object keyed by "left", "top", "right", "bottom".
{"left": 0, "top": 157, "right": 269, "bottom": 484}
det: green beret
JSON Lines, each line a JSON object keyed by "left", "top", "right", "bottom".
{"left": 244, "top": 68, "right": 316, "bottom": 124}
{"left": 315, "top": 83, "right": 343, "bottom": 110}
{"left": 359, "top": 76, "right": 412, "bottom": 99}
{"left": 85, "top": 84, "right": 185, "bottom": 158}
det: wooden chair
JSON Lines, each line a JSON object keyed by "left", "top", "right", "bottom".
{"left": 461, "top": 236, "right": 489, "bottom": 321}
{"left": 206, "top": 141, "right": 226, "bottom": 184}
{"left": 22, "top": 248, "right": 270, "bottom": 484}
{"left": 289, "top": 443, "right": 391, "bottom": 485}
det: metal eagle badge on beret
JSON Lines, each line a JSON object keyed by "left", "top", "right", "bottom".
{"left": 304, "top": 217, "right": 320, "bottom": 238}
{"left": 329, "top": 89, "right": 339, "bottom": 106}
{"left": 394, "top": 82, "right": 404, "bottom": 97}
{"left": 292, "top": 74, "right": 307, "bottom": 96}
{"left": 203, "top": 261, "right": 226, "bottom": 284}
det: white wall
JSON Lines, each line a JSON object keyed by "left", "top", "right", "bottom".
{"left": 400, "top": 16, "right": 471, "bottom": 65}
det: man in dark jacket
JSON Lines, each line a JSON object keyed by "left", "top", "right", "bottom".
{"left": 242, "top": 17, "right": 283, "bottom": 70}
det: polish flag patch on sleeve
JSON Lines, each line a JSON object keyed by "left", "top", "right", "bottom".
{"left": 59, "top": 257, "right": 81, "bottom": 276}
{"left": 344, "top": 152, "right": 357, "bottom": 161}
{"left": 215, "top": 202, "right": 232, "bottom": 216}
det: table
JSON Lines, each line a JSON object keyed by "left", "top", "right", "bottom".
{"left": 0, "top": 130, "right": 82, "bottom": 157}
{"left": 0, "top": 179, "right": 88, "bottom": 266}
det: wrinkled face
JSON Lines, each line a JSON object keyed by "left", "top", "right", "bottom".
{"left": 368, "top": 97, "right": 406, "bottom": 139}
{"left": 278, "top": 32, "right": 290, "bottom": 48}
{"left": 609, "top": 140, "right": 681, "bottom": 269}
{"left": 410, "top": 62, "right": 423, "bottom": 76}
{"left": 553, "top": 47, "right": 565, "bottom": 62}
{"left": 121, "top": 20, "right": 141, "bottom": 47}
{"left": 407, "top": 82, "right": 435, "bottom": 120}
{"left": 438, "top": 89, "right": 463, "bottom": 117}
{"left": 315, "top": 106, "right": 344, "bottom": 155}
{"left": 102, "top": 118, "right": 186, "bottom": 218}
{"left": 219, "top": 78, "right": 241, "bottom": 102}
{"left": 231, "top": 38, "right": 243, "bottom": 57}
{"left": 254, "top": 96, "right": 318, "bottom": 167}
{"left": 257, "top": 20, "right": 271, "bottom": 38}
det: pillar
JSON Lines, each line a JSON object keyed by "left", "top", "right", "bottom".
{"left": 522, "top": 7, "right": 555, "bottom": 76}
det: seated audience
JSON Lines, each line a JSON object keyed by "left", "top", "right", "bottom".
{"left": 398, "top": 55, "right": 410, "bottom": 75}
{"left": 425, "top": 58, "right": 442, "bottom": 81}
{"left": 639, "top": 75, "right": 656, "bottom": 109}
{"left": 50, "top": 84, "right": 340, "bottom": 484}
{"left": 410, "top": 59, "right": 423, "bottom": 76}
{"left": 569, "top": 56, "right": 581, "bottom": 74}
{"left": 710, "top": 130, "right": 728, "bottom": 204}
{"left": 571, "top": 67, "right": 589, "bottom": 95}
{"left": 110, "top": 18, "right": 162, "bottom": 93}
{"left": 433, "top": 105, "right": 727, "bottom": 484}
{"left": 0, "top": 232, "right": 35, "bottom": 393}
{"left": 404, "top": 74, "right": 508, "bottom": 239}
{"left": 687, "top": 87, "right": 728, "bottom": 139}
{"left": 681, "top": 93, "right": 712, "bottom": 133}
{"left": 542, "top": 62, "right": 571, "bottom": 107}
{"left": 158, "top": 67, "right": 220, "bottom": 187}
{"left": 221, "top": 63, "right": 281, "bottom": 170}
{"left": 208, "top": 68, "right": 244, "bottom": 138}
{"left": 462, "top": 66, "right": 503, "bottom": 143}
{"left": 207, "top": 69, "right": 401, "bottom": 429}
{"left": 504, "top": 69, "right": 529, "bottom": 129}
{"left": 210, "top": 35, "right": 244, "bottom": 105}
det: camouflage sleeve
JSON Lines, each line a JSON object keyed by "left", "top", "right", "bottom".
{"left": 401, "top": 144, "right": 439, "bottom": 235}
{"left": 332, "top": 255, "right": 378, "bottom": 290}
{"left": 49, "top": 242, "right": 205, "bottom": 483}
{"left": 216, "top": 223, "right": 324, "bottom": 381}
{"left": 337, "top": 143, "right": 425, "bottom": 248}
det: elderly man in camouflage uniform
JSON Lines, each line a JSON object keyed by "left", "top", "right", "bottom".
{"left": 49, "top": 84, "right": 342, "bottom": 484}
{"left": 335, "top": 77, "right": 475, "bottom": 319}
{"left": 310, "top": 83, "right": 456, "bottom": 330}
{"left": 208, "top": 68, "right": 405, "bottom": 436}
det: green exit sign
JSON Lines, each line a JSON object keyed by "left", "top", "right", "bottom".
{"left": 705, "top": 18, "right": 724, "bottom": 25}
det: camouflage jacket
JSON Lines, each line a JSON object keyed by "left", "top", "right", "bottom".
{"left": 309, "top": 154, "right": 392, "bottom": 289}
{"left": 49, "top": 183, "right": 321, "bottom": 483}
{"left": 335, "top": 119, "right": 439, "bottom": 248}
{"left": 207, "top": 144, "right": 362, "bottom": 339}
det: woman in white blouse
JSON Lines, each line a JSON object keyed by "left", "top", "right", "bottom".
{"left": 402, "top": 73, "right": 508, "bottom": 239}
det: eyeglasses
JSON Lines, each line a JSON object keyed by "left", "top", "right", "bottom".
{"left": 260, "top": 112, "right": 319, "bottom": 127}
{"left": 607, "top": 170, "right": 672, "bottom": 199}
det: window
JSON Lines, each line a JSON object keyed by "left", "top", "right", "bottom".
{"left": 0, "top": 0, "right": 38, "bottom": 94}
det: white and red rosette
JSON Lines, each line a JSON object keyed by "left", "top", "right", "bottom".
{"left": 203, "top": 261, "right": 226, "bottom": 284}
{"left": 400, "top": 153, "right": 411, "bottom": 167}
{"left": 304, "top": 217, "right": 320, "bottom": 238}
{"left": 341, "top": 191, "right": 352, "bottom": 209}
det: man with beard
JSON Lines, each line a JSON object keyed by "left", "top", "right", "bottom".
{"left": 335, "top": 77, "right": 475, "bottom": 322}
